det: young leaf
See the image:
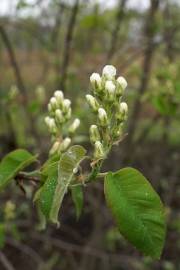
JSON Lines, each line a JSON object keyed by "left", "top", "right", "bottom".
{"left": 71, "top": 185, "right": 83, "bottom": 220}
{"left": 0, "top": 149, "right": 37, "bottom": 191}
{"left": 104, "top": 167, "right": 166, "bottom": 259}
{"left": 38, "top": 145, "right": 86, "bottom": 226}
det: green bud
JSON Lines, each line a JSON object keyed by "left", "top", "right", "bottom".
{"left": 65, "top": 107, "right": 72, "bottom": 120}
{"left": 94, "top": 141, "right": 104, "bottom": 159}
{"left": 90, "top": 125, "right": 101, "bottom": 143}
{"left": 55, "top": 109, "right": 64, "bottom": 124}
{"left": 49, "top": 141, "right": 60, "bottom": 155}
{"left": 62, "top": 99, "right": 71, "bottom": 113}
{"left": 98, "top": 108, "right": 108, "bottom": 126}
{"left": 116, "top": 102, "right": 128, "bottom": 121}
{"left": 116, "top": 76, "right": 127, "bottom": 95}
{"left": 86, "top": 94, "right": 100, "bottom": 112}
{"left": 50, "top": 97, "right": 58, "bottom": 110}
{"left": 90, "top": 73, "right": 102, "bottom": 91}
{"left": 59, "top": 137, "right": 71, "bottom": 152}
{"left": 69, "top": 118, "right": 80, "bottom": 133}
{"left": 105, "top": 80, "right": 116, "bottom": 101}
{"left": 54, "top": 90, "right": 64, "bottom": 106}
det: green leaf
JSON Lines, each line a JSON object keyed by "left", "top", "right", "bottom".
{"left": 104, "top": 167, "right": 166, "bottom": 259}
{"left": 38, "top": 145, "right": 86, "bottom": 226}
{"left": 0, "top": 149, "right": 37, "bottom": 191}
{"left": 71, "top": 185, "right": 83, "bottom": 220}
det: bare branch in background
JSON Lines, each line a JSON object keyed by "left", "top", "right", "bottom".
{"left": 106, "top": 0, "right": 127, "bottom": 63}
{"left": 163, "top": 0, "right": 179, "bottom": 61}
{"left": 0, "top": 251, "right": 15, "bottom": 270}
{"left": 58, "top": 0, "right": 80, "bottom": 92}
{"left": 0, "top": 24, "right": 41, "bottom": 147}
{"left": 122, "top": 0, "right": 160, "bottom": 162}
{"left": 0, "top": 24, "right": 27, "bottom": 97}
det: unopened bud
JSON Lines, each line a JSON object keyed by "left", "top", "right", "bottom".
{"left": 98, "top": 108, "right": 108, "bottom": 126}
{"left": 48, "top": 118, "right": 57, "bottom": 133}
{"left": 54, "top": 90, "right": 64, "bottom": 106}
{"left": 102, "top": 65, "right": 116, "bottom": 80}
{"left": 59, "top": 137, "right": 71, "bottom": 152}
{"left": 45, "top": 117, "right": 57, "bottom": 133}
{"left": 86, "top": 94, "right": 99, "bottom": 112}
{"left": 117, "top": 76, "right": 127, "bottom": 95}
{"left": 90, "top": 125, "right": 101, "bottom": 143}
{"left": 50, "top": 97, "right": 58, "bottom": 110}
{"left": 119, "top": 102, "right": 128, "bottom": 115}
{"left": 48, "top": 103, "right": 52, "bottom": 113}
{"left": 62, "top": 99, "right": 71, "bottom": 113}
{"left": 55, "top": 109, "right": 64, "bottom": 124}
{"left": 116, "top": 102, "right": 128, "bottom": 121}
{"left": 65, "top": 107, "right": 72, "bottom": 120}
{"left": 69, "top": 118, "right": 80, "bottom": 133}
{"left": 94, "top": 141, "right": 104, "bottom": 159}
{"left": 105, "top": 80, "right": 116, "bottom": 100}
{"left": 90, "top": 73, "right": 102, "bottom": 90}
{"left": 49, "top": 141, "right": 60, "bottom": 155}
{"left": 44, "top": 116, "right": 51, "bottom": 126}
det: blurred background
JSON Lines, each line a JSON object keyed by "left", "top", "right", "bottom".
{"left": 0, "top": 0, "right": 180, "bottom": 269}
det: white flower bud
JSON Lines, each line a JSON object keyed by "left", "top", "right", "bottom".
{"left": 65, "top": 107, "right": 72, "bottom": 120}
{"left": 90, "top": 73, "right": 102, "bottom": 90}
{"left": 119, "top": 102, "right": 128, "bottom": 115}
{"left": 45, "top": 117, "right": 57, "bottom": 133}
{"left": 55, "top": 109, "right": 64, "bottom": 124}
{"left": 102, "top": 65, "right": 116, "bottom": 80}
{"left": 59, "top": 137, "right": 71, "bottom": 152}
{"left": 94, "top": 141, "right": 104, "bottom": 159}
{"left": 54, "top": 90, "right": 64, "bottom": 105}
{"left": 105, "top": 80, "right": 116, "bottom": 100}
{"left": 116, "top": 102, "right": 128, "bottom": 121}
{"left": 48, "top": 103, "right": 52, "bottom": 113}
{"left": 48, "top": 118, "right": 57, "bottom": 133}
{"left": 86, "top": 94, "right": 99, "bottom": 112}
{"left": 117, "top": 76, "right": 127, "bottom": 94}
{"left": 44, "top": 116, "right": 51, "bottom": 126}
{"left": 50, "top": 97, "right": 58, "bottom": 110}
{"left": 90, "top": 125, "right": 101, "bottom": 143}
{"left": 69, "top": 118, "right": 80, "bottom": 133}
{"left": 98, "top": 108, "right": 108, "bottom": 126}
{"left": 62, "top": 99, "right": 71, "bottom": 113}
{"left": 49, "top": 141, "right": 60, "bottom": 155}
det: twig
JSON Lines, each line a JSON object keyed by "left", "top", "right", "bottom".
{"left": 0, "top": 251, "right": 15, "bottom": 270}
{"left": 122, "top": 0, "right": 160, "bottom": 162}
{"left": 58, "top": 0, "right": 80, "bottom": 91}
{"left": 106, "top": 0, "right": 127, "bottom": 63}
{"left": 6, "top": 238, "right": 44, "bottom": 266}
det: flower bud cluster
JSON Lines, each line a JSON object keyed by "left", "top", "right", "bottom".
{"left": 87, "top": 65, "right": 128, "bottom": 160}
{"left": 44, "top": 90, "right": 80, "bottom": 155}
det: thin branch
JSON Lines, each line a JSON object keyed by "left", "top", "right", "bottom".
{"left": 0, "top": 251, "right": 15, "bottom": 270}
{"left": 6, "top": 238, "right": 44, "bottom": 266}
{"left": 59, "top": 0, "right": 80, "bottom": 91}
{"left": 0, "top": 24, "right": 27, "bottom": 97}
{"left": 106, "top": 0, "right": 127, "bottom": 63}
{"left": 122, "top": 0, "right": 160, "bottom": 161}
{"left": 0, "top": 24, "right": 42, "bottom": 146}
